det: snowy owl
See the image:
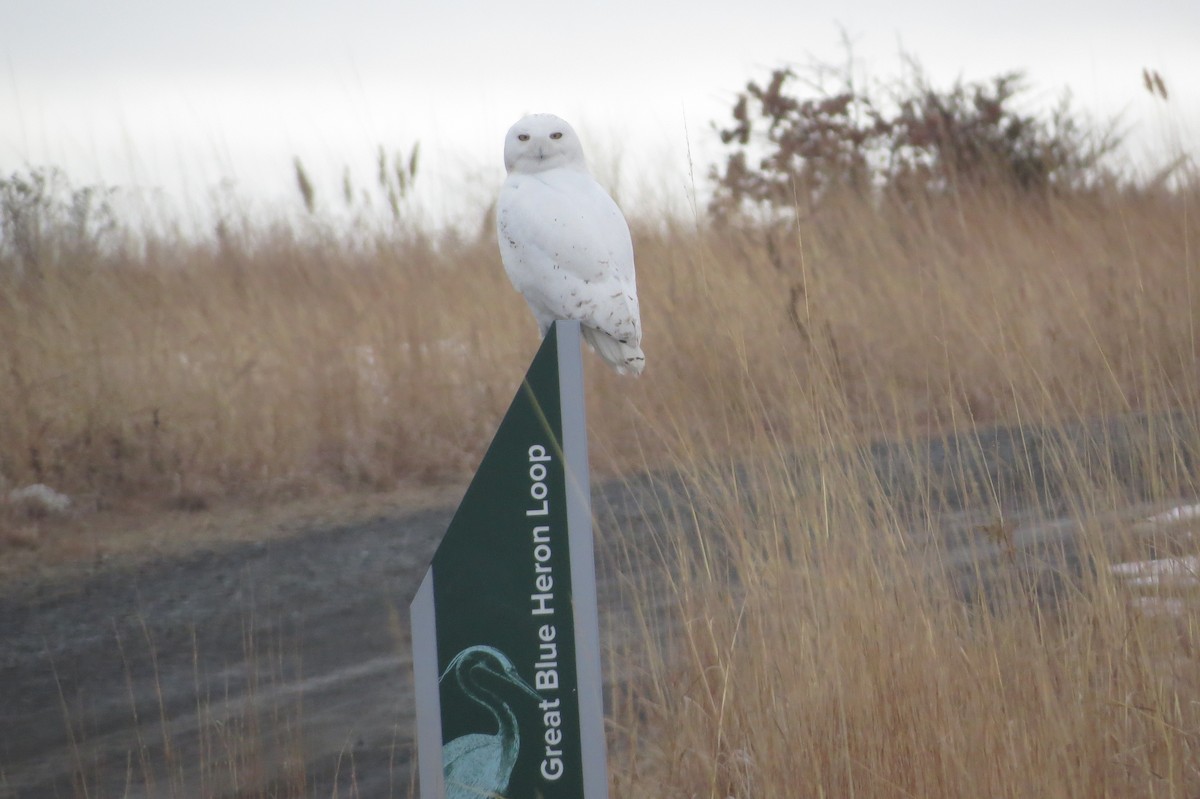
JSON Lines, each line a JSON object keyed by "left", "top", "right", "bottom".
{"left": 497, "top": 113, "right": 645, "bottom": 375}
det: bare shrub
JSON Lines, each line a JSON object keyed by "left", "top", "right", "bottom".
{"left": 710, "top": 59, "right": 1120, "bottom": 221}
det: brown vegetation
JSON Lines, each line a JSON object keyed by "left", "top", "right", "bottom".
{"left": 1, "top": 173, "right": 1196, "bottom": 507}
{"left": 1, "top": 61, "right": 1198, "bottom": 796}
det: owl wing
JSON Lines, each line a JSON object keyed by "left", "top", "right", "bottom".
{"left": 497, "top": 170, "right": 641, "bottom": 346}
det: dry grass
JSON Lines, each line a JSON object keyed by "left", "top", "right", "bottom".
{"left": 606, "top": 404, "right": 1200, "bottom": 797}
{"left": 3, "top": 159, "right": 1200, "bottom": 795}
{"left": 593, "top": 179, "right": 1200, "bottom": 796}
{"left": 1, "top": 179, "right": 1196, "bottom": 505}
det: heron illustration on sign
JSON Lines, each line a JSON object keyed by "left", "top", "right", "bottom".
{"left": 440, "top": 645, "right": 540, "bottom": 798}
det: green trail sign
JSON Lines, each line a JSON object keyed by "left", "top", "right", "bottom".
{"left": 410, "top": 321, "right": 608, "bottom": 799}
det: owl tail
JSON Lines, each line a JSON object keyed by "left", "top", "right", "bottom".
{"left": 582, "top": 325, "right": 645, "bottom": 376}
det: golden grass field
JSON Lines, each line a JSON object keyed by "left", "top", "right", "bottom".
{"left": 2, "top": 146, "right": 1199, "bottom": 794}
{"left": 3, "top": 181, "right": 1195, "bottom": 504}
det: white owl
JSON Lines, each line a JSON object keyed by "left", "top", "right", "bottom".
{"left": 497, "top": 113, "right": 645, "bottom": 375}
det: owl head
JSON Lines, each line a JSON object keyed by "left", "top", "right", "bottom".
{"left": 503, "top": 114, "right": 588, "bottom": 175}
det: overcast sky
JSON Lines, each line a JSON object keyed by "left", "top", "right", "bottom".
{"left": 3, "top": 0, "right": 1197, "bottom": 227}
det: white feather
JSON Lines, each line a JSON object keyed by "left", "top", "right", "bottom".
{"left": 497, "top": 113, "right": 645, "bottom": 375}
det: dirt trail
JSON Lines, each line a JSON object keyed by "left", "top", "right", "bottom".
{"left": 0, "top": 504, "right": 455, "bottom": 797}
{"left": 0, "top": 473, "right": 684, "bottom": 799}
{"left": 1, "top": 413, "right": 1194, "bottom": 798}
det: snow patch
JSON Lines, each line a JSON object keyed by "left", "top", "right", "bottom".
{"left": 1110, "top": 556, "right": 1199, "bottom": 588}
{"left": 1145, "top": 504, "right": 1200, "bottom": 525}
{"left": 6, "top": 484, "right": 72, "bottom": 517}
{"left": 1128, "top": 596, "right": 1189, "bottom": 617}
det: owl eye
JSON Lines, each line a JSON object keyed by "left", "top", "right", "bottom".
{"left": 517, "top": 133, "right": 530, "bottom": 142}
{"left": 550, "top": 132, "right": 563, "bottom": 140}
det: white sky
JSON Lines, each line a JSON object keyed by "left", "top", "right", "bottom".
{"left": 2, "top": 0, "right": 1197, "bottom": 229}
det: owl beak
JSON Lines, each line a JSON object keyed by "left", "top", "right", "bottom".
{"left": 536, "top": 146, "right": 546, "bottom": 161}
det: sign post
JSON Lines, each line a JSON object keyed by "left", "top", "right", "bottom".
{"left": 410, "top": 320, "right": 608, "bottom": 799}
